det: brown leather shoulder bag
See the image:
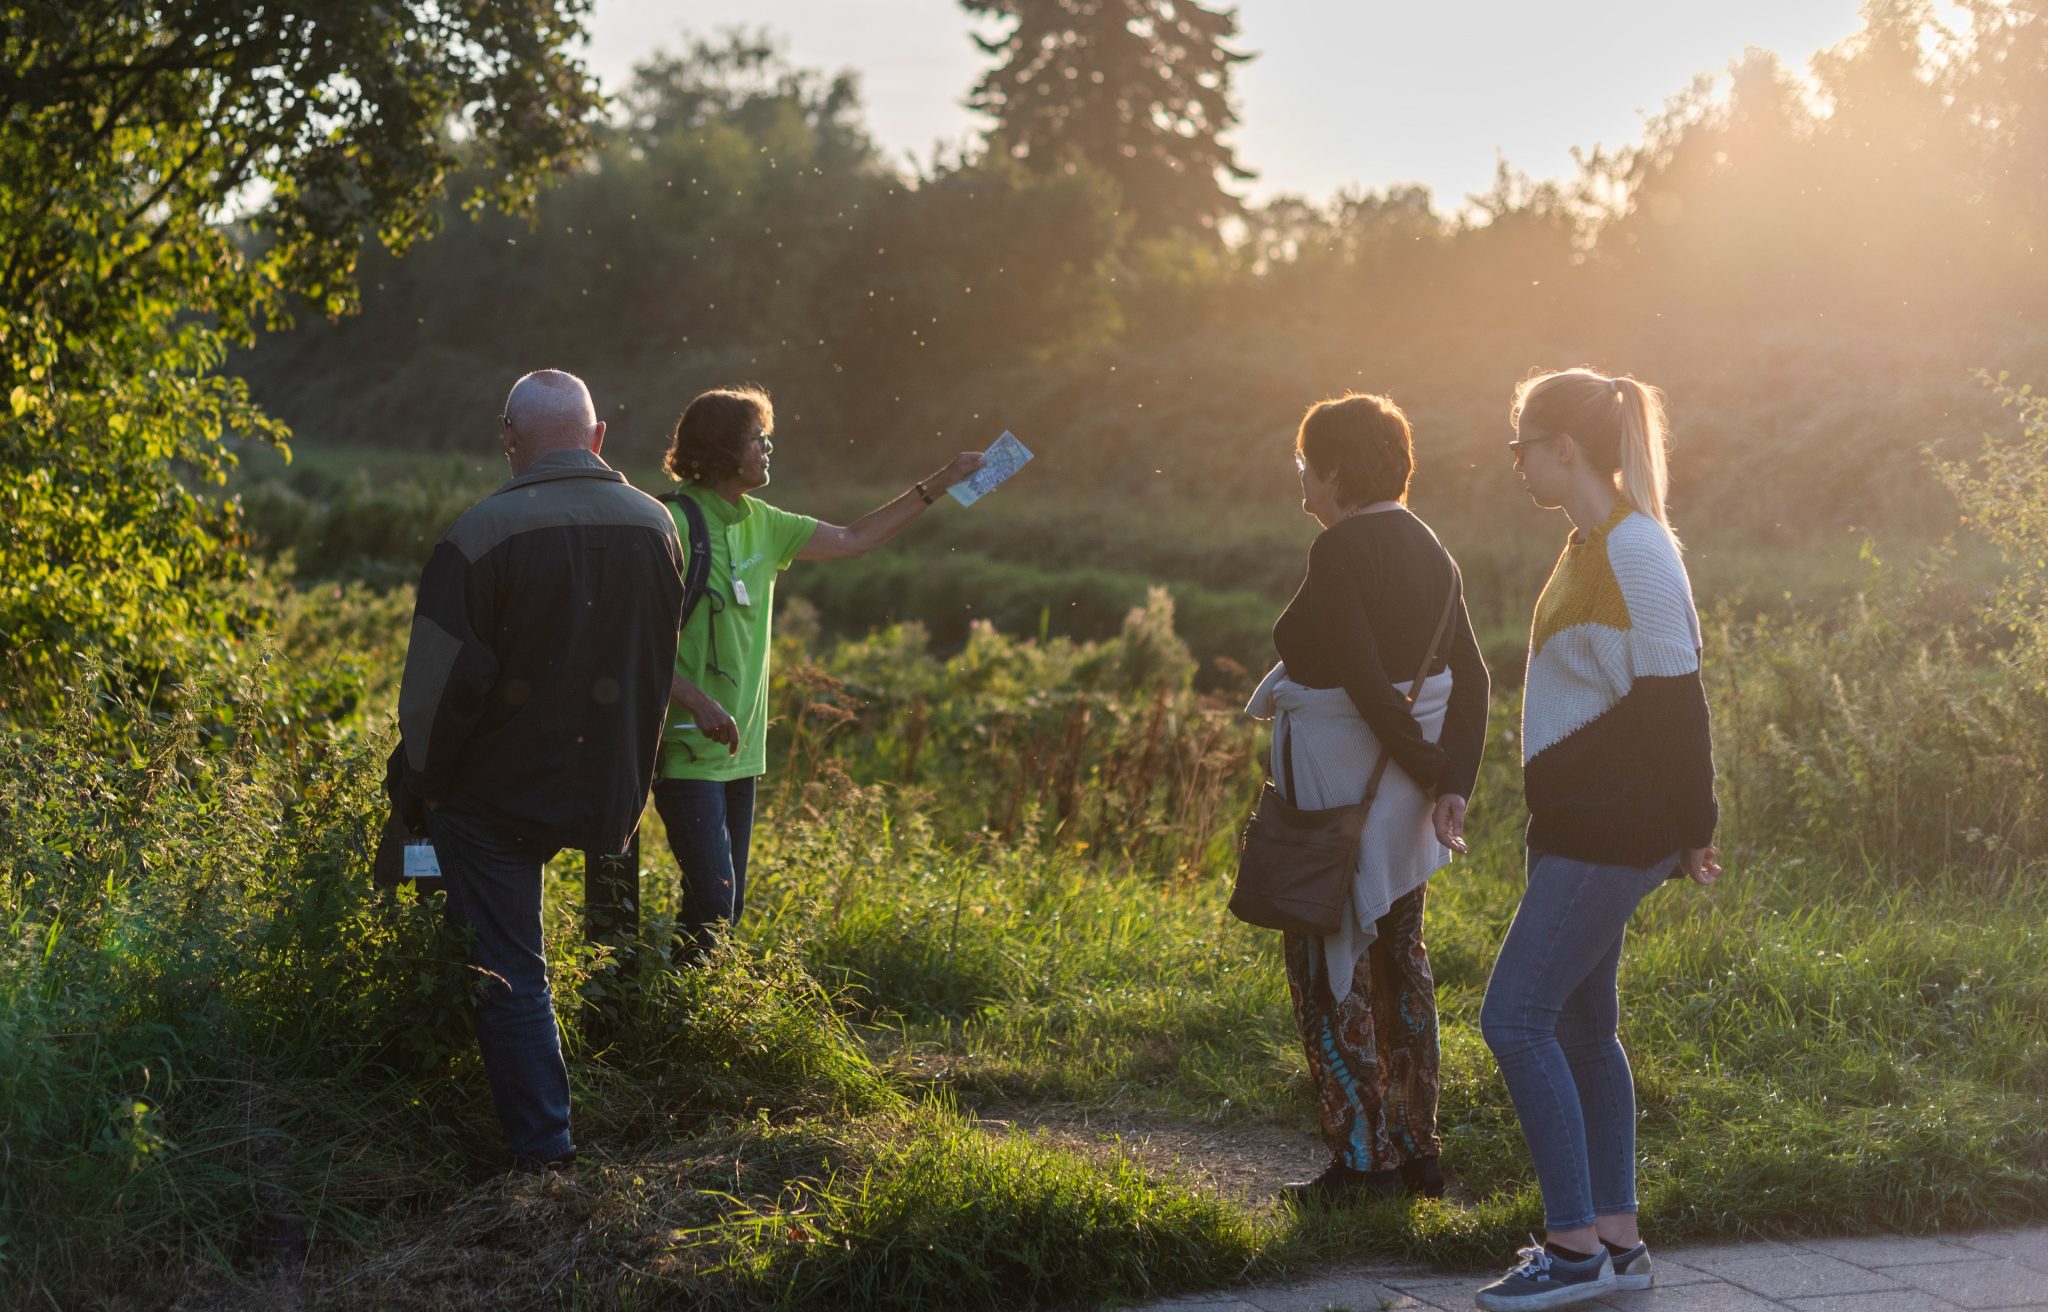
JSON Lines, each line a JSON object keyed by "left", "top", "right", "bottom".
{"left": 1229, "top": 585, "right": 1457, "bottom": 935}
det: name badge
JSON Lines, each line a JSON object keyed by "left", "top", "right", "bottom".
{"left": 731, "top": 578, "right": 752, "bottom": 607}
{"left": 403, "top": 840, "right": 442, "bottom": 881}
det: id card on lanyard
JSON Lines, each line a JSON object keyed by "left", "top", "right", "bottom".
{"left": 726, "top": 524, "right": 754, "bottom": 606}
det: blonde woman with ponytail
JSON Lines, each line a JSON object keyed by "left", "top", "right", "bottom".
{"left": 1472, "top": 369, "right": 1720, "bottom": 1311}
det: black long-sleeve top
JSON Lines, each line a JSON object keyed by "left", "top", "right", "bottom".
{"left": 1272, "top": 507, "right": 1491, "bottom": 798}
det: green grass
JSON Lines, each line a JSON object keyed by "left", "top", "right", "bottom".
{"left": 9, "top": 703, "right": 2046, "bottom": 1306}
{"left": 690, "top": 1099, "right": 1277, "bottom": 1310}
{"left": 732, "top": 764, "right": 2048, "bottom": 1267}
{"left": 10, "top": 462, "right": 2048, "bottom": 1306}
{"left": 0, "top": 654, "right": 1280, "bottom": 1310}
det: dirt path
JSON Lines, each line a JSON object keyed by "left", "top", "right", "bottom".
{"left": 979, "top": 1104, "right": 1330, "bottom": 1205}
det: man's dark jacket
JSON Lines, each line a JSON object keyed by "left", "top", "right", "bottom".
{"left": 385, "top": 448, "right": 685, "bottom": 855}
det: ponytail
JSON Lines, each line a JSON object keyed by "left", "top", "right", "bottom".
{"left": 1611, "top": 376, "right": 1672, "bottom": 532}
{"left": 1512, "top": 367, "right": 1680, "bottom": 546}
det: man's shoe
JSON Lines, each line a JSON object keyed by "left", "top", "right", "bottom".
{"left": 1473, "top": 1240, "right": 1615, "bottom": 1310}
{"left": 1399, "top": 1155, "right": 1447, "bottom": 1198}
{"left": 1278, "top": 1159, "right": 1404, "bottom": 1208}
{"left": 508, "top": 1148, "right": 577, "bottom": 1176}
{"left": 1607, "top": 1240, "right": 1654, "bottom": 1291}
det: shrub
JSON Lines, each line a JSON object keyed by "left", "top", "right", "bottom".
{"left": 1708, "top": 378, "right": 2048, "bottom": 889}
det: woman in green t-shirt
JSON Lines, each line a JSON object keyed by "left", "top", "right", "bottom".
{"left": 654, "top": 385, "right": 981, "bottom": 957}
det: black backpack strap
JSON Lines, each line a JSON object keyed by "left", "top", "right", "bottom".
{"left": 657, "top": 491, "right": 713, "bottom": 629}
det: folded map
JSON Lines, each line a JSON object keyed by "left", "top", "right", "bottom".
{"left": 949, "top": 431, "right": 1034, "bottom": 507}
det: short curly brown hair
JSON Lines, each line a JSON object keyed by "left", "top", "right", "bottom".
{"left": 1295, "top": 392, "right": 1414, "bottom": 506}
{"left": 663, "top": 385, "right": 773, "bottom": 485}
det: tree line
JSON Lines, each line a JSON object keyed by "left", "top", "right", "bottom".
{"left": 240, "top": 2, "right": 2047, "bottom": 515}
{"left": 4, "top": 0, "right": 2046, "bottom": 715}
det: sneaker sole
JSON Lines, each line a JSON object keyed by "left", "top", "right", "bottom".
{"left": 1615, "top": 1272, "right": 1653, "bottom": 1291}
{"left": 1474, "top": 1273, "right": 1617, "bottom": 1311}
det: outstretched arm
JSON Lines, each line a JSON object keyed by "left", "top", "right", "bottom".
{"left": 797, "top": 451, "right": 983, "bottom": 560}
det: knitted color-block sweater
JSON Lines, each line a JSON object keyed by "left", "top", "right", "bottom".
{"left": 1522, "top": 501, "right": 1718, "bottom": 866}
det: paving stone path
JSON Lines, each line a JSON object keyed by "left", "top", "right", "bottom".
{"left": 1126, "top": 1226, "right": 2048, "bottom": 1312}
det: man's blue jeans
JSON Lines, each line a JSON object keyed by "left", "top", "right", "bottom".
{"left": 1479, "top": 850, "right": 1676, "bottom": 1231}
{"left": 427, "top": 806, "right": 573, "bottom": 1162}
{"left": 652, "top": 775, "right": 758, "bottom": 956}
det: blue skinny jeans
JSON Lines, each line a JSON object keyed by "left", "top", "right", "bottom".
{"left": 1479, "top": 849, "right": 1676, "bottom": 1231}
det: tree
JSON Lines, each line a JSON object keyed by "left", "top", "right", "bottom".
{"left": 239, "top": 34, "right": 1131, "bottom": 468}
{"left": 238, "top": 34, "right": 898, "bottom": 456}
{"left": 0, "top": 0, "right": 602, "bottom": 707}
{"left": 1592, "top": 52, "right": 1824, "bottom": 312}
{"left": 812, "top": 151, "right": 1126, "bottom": 389}
{"left": 961, "top": 0, "right": 1254, "bottom": 237}
{"left": 1949, "top": 0, "right": 2048, "bottom": 285}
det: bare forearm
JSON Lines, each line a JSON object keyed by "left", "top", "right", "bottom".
{"left": 670, "top": 673, "right": 710, "bottom": 711}
{"left": 799, "top": 452, "right": 982, "bottom": 561}
{"left": 844, "top": 486, "right": 932, "bottom": 554}
{"left": 669, "top": 673, "right": 739, "bottom": 753}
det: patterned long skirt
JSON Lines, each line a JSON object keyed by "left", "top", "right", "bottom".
{"left": 1283, "top": 884, "right": 1442, "bottom": 1171}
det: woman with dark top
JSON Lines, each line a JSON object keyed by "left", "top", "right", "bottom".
{"left": 1253, "top": 392, "right": 1490, "bottom": 1206}
{"left": 1471, "top": 369, "right": 1719, "bottom": 1311}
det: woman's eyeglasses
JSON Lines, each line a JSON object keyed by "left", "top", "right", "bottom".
{"left": 1508, "top": 432, "right": 1564, "bottom": 467}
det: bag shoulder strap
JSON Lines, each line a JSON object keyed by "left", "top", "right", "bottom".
{"left": 657, "top": 491, "right": 714, "bottom": 630}
{"left": 1276, "top": 574, "right": 1460, "bottom": 810}
{"left": 1361, "top": 575, "right": 1461, "bottom": 803}
{"left": 1404, "top": 575, "right": 1460, "bottom": 706}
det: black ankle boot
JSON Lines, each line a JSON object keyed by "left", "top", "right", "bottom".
{"left": 1280, "top": 1159, "right": 1405, "bottom": 1208}
{"left": 1398, "top": 1155, "right": 1446, "bottom": 1198}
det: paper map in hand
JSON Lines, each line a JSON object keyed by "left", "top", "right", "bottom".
{"left": 949, "top": 431, "right": 1033, "bottom": 507}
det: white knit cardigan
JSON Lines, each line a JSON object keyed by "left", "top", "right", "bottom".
{"left": 1245, "top": 662, "right": 1454, "bottom": 1001}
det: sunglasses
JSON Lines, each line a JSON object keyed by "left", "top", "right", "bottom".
{"left": 1507, "top": 432, "right": 1564, "bottom": 466}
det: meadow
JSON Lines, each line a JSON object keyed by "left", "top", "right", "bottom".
{"left": 6, "top": 393, "right": 2048, "bottom": 1308}
{"left": 10, "top": 4, "right": 2048, "bottom": 1307}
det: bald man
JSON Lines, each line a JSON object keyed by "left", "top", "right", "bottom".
{"left": 386, "top": 369, "right": 684, "bottom": 1169}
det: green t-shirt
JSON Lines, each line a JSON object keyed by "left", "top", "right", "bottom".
{"left": 659, "top": 486, "right": 817, "bottom": 780}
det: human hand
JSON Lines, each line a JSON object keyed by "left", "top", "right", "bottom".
{"left": 1432, "top": 794, "right": 1468, "bottom": 854}
{"left": 685, "top": 689, "right": 740, "bottom": 755}
{"left": 929, "top": 451, "right": 985, "bottom": 491}
{"left": 1679, "top": 844, "right": 1721, "bottom": 885}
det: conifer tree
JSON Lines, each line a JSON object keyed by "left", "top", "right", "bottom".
{"left": 961, "top": 0, "right": 1254, "bottom": 236}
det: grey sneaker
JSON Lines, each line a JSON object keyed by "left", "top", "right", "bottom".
{"left": 1473, "top": 1240, "right": 1616, "bottom": 1310}
{"left": 1607, "top": 1241, "right": 1653, "bottom": 1291}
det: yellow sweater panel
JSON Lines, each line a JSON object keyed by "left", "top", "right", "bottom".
{"left": 1530, "top": 501, "right": 1634, "bottom": 658}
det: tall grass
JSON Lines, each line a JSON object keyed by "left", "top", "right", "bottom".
{"left": 8, "top": 583, "right": 2047, "bottom": 1304}
{"left": 8, "top": 385, "right": 2048, "bottom": 1304}
{"left": 744, "top": 729, "right": 2048, "bottom": 1266}
{"left": 0, "top": 628, "right": 1279, "bottom": 1309}
{"left": 1704, "top": 546, "right": 2048, "bottom": 892}
{"left": 766, "top": 589, "right": 1261, "bottom": 875}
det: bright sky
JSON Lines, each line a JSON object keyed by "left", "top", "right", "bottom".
{"left": 582, "top": 1, "right": 1869, "bottom": 206}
